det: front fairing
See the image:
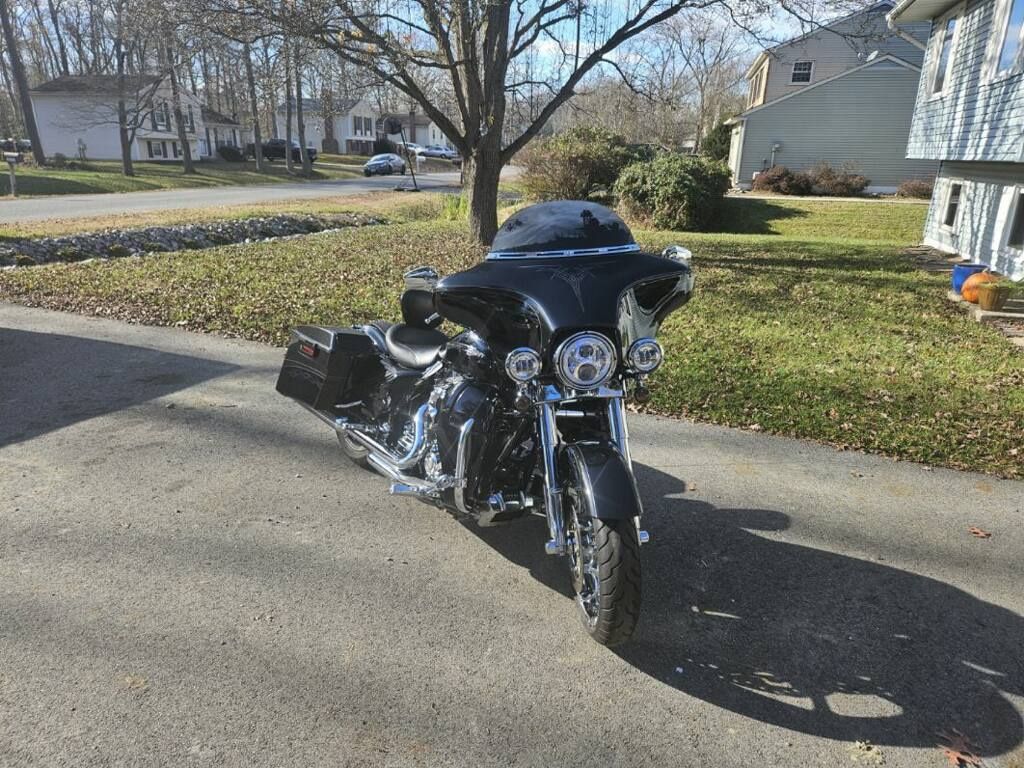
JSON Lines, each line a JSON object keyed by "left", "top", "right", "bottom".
{"left": 434, "top": 252, "right": 693, "bottom": 361}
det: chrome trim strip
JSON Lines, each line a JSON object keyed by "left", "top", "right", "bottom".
{"left": 453, "top": 417, "right": 475, "bottom": 514}
{"left": 486, "top": 243, "right": 641, "bottom": 261}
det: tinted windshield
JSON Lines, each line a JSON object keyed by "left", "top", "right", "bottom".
{"left": 369, "top": 155, "right": 391, "bottom": 162}
{"left": 488, "top": 200, "right": 636, "bottom": 259}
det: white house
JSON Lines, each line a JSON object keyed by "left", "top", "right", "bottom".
{"left": 199, "top": 106, "right": 245, "bottom": 157}
{"left": 275, "top": 97, "right": 380, "bottom": 155}
{"left": 30, "top": 74, "right": 214, "bottom": 162}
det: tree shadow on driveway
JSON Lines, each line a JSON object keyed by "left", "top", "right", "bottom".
{"left": 0, "top": 327, "right": 237, "bottom": 448}
{"left": 468, "top": 462, "right": 1024, "bottom": 757}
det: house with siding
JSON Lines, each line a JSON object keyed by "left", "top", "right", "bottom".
{"left": 30, "top": 75, "right": 213, "bottom": 162}
{"left": 275, "top": 97, "right": 380, "bottom": 155}
{"left": 889, "top": 0, "right": 1024, "bottom": 279}
{"left": 727, "top": 2, "right": 938, "bottom": 192}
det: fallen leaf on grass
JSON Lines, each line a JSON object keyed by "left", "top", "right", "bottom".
{"left": 968, "top": 526, "right": 992, "bottom": 539}
{"left": 937, "top": 730, "right": 983, "bottom": 767}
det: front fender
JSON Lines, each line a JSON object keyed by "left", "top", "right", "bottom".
{"left": 558, "top": 441, "right": 642, "bottom": 521}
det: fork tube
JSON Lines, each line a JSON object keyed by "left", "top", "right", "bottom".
{"left": 537, "top": 402, "right": 566, "bottom": 555}
{"left": 606, "top": 396, "right": 632, "bottom": 469}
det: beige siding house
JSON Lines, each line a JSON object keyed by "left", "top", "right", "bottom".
{"left": 729, "top": 1, "right": 939, "bottom": 192}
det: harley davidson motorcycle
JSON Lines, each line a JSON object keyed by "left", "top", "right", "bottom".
{"left": 276, "top": 200, "right": 693, "bottom": 645}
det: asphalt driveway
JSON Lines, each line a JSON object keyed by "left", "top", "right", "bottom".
{"left": 1, "top": 304, "right": 1022, "bottom": 767}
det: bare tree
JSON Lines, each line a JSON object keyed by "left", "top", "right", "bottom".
{"left": 164, "top": 38, "right": 195, "bottom": 173}
{"left": 0, "top": 0, "right": 45, "bottom": 162}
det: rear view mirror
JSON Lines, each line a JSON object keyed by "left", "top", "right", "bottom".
{"left": 661, "top": 245, "right": 692, "bottom": 266}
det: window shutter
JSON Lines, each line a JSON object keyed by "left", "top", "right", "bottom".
{"left": 147, "top": 140, "right": 153, "bottom": 159}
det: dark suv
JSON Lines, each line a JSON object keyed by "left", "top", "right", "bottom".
{"left": 246, "top": 139, "right": 317, "bottom": 163}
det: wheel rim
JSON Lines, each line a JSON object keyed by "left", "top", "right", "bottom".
{"left": 566, "top": 486, "right": 600, "bottom": 626}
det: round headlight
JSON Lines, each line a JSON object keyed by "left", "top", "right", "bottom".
{"left": 555, "top": 332, "right": 616, "bottom": 390}
{"left": 505, "top": 348, "right": 542, "bottom": 382}
{"left": 628, "top": 338, "right": 663, "bottom": 373}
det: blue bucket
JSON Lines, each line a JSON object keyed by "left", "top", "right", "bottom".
{"left": 952, "top": 263, "right": 990, "bottom": 293}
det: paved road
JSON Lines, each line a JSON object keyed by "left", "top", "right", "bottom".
{"left": 0, "top": 172, "right": 461, "bottom": 222}
{"left": 1, "top": 304, "right": 1022, "bottom": 768}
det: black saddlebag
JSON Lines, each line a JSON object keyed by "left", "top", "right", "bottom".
{"left": 276, "top": 326, "right": 380, "bottom": 411}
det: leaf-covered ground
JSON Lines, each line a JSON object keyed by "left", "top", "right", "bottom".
{"left": 1, "top": 197, "right": 1021, "bottom": 477}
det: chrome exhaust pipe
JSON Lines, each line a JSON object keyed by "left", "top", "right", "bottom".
{"left": 341, "top": 403, "right": 435, "bottom": 471}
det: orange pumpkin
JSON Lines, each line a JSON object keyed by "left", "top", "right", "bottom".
{"left": 961, "top": 271, "right": 1001, "bottom": 303}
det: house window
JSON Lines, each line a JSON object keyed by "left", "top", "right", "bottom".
{"left": 791, "top": 61, "right": 813, "bottom": 83}
{"left": 172, "top": 141, "right": 179, "bottom": 158}
{"left": 994, "top": 0, "right": 1024, "bottom": 75}
{"left": 933, "top": 14, "right": 962, "bottom": 96}
{"left": 187, "top": 105, "right": 195, "bottom": 133}
{"left": 748, "top": 67, "right": 766, "bottom": 107}
{"left": 148, "top": 140, "right": 165, "bottom": 158}
{"left": 943, "top": 182, "right": 963, "bottom": 229}
{"left": 931, "top": 13, "right": 959, "bottom": 95}
{"left": 1008, "top": 189, "right": 1024, "bottom": 251}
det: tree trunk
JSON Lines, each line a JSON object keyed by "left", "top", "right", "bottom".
{"left": 0, "top": 0, "right": 46, "bottom": 164}
{"left": 115, "top": 37, "right": 134, "bottom": 176}
{"left": 166, "top": 43, "right": 195, "bottom": 174}
{"left": 293, "top": 45, "right": 311, "bottom": 177}
{"left": 283, "top": 52, "right": 294, "bottom": 174}
{"left": 46, "top": 0, "right": 70, "bottom": 75}
{"left": 465, "top": 142, "right": 502, "bottom": 245}
{"left": 243, "top": 42, "right": 264, "bottom": 172}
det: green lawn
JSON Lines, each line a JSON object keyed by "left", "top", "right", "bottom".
{"left": 0, "top": 159, "right": 360, "bottom": 198}
{"left": 1, "top": 196, "right": 1021, "bottom": 477}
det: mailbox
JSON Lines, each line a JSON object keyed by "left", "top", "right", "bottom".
{"left": 4, "top": 152, "right": 22, "bottom": 164}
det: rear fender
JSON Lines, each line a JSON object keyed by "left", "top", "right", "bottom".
{"left": 558, "top": 441, "right": 642, "bottom": 521}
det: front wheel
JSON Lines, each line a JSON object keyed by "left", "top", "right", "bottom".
{"left": 565, "top": 481, "right": 642, "bottom": 646}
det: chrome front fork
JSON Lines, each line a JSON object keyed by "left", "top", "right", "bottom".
{"left": 536, "top": 395, "right": 635, "bottom": 556}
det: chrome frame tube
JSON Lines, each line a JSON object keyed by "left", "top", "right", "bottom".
{"left": 453, "top": 417, "right": 475, "bottom": 514}
{"left": 537, "top": 401, "right": 566, "bottom": 555}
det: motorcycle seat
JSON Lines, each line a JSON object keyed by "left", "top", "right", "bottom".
{"left": 384, "top": 324, "right": 447, "bottom": 369}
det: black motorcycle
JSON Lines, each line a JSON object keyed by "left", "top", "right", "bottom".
{"left": 276, "top": 200, "right": 694, "bottom": 645}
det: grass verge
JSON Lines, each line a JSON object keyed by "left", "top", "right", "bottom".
{"left": 1, "top": 197, "right": 1020, "bottom": 476}
{"left": 0, "top": 159, "right": 360, "bottom": 199}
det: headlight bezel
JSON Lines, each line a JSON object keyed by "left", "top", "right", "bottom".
{"left": 505, "top": 347, "right": 542, "bottom": 382}
{"left": 554, "top": 331, "right": 617, "bottom": 391}
{"left": 627, "top": 338, "right": 664, "bottom": 374}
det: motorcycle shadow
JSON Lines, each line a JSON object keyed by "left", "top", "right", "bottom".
{"left": 466, "top": 462, "right": 1024, "bottom": 756}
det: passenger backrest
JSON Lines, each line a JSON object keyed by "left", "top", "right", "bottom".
{"left": 401, "top": 289, "right": 443, "bottom": 329}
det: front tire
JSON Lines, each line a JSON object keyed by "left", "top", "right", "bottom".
{"left": 565, "top": 483, "right": 642, "bottom": 646}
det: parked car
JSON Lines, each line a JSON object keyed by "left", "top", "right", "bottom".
{"left": 363, "top": 153, "right": 406, "bottom": 176}
{"left": 419, "top": 144, "right": 458, "bottom": 160}
{"left": 397, "top": 142, "right": 423, "bottom": 156}
{"left": 245, "top": 139, "right": 317, "bottom": 163}
{"left": 1, "top": 138, "right": 31, "bottom": 153}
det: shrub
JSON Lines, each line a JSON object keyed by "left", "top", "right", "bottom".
{"left": 518, "top": 126, "right": 641, "bottom": 201}
{"left": 807, "top": 162, "right": 869, "bottom": 197}
{"left": 373, "top": 137, "right": 398, "bottom": 155}
{"left": 50, "top": 152, "right": 68, "bottom": 169}
{"left": 217, "top": 145, "right": 245, "bottom": 162}
{"left": 751, "top": 165, "right": 812, "bottom": 196}
{"left": 440, "top": 193, "right": 468, "bottom": 221}
{"left": 615, "top": 153, "right": 731, "bottom": 231}
{"left": 701, "top": 122, "right": 733, "bottom": 163}
{"left": 897, "top": 178, "right": 934, "bottom": 199}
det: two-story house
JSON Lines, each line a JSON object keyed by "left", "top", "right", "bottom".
{"left": 275, "top": 97, "right": 380, "bottom": 155}
{"left": 728, "top": 1, "right": 939, "bottom": 192}
{"left": 889, "top": 0, "right": 1024, "bottom": 280}
{"left": 30, "top": 75, "right": 207, "bottom": 161}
